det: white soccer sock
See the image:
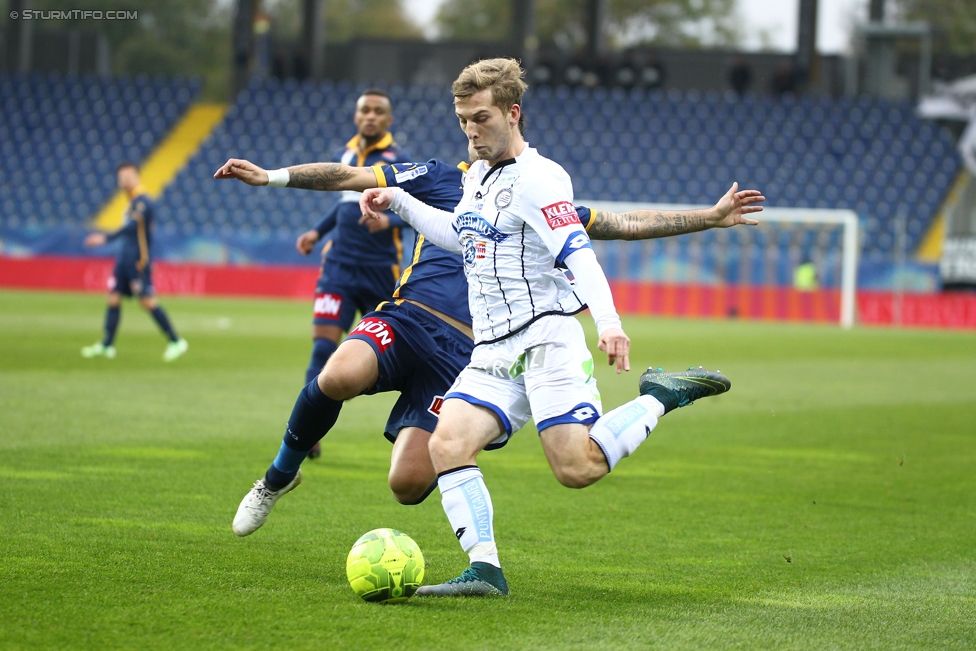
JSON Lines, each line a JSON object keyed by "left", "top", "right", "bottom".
{"left": 437, "top": 466, "right": 500, "bottom": 568}
{"left": 588, "top": 395, "right": 665, "bottom": 470}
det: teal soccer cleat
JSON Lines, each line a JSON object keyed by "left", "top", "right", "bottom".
{"left": 639, "top": 366, "right": 731, "bottom": 414}
{"left": 415, "top": 562, "right": 509, "bottom": 597}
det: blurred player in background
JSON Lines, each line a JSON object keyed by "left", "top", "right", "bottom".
{"left": 291, "top": 89, "right": 412, "bottom": 392}
{"left": 81, "top": 162, "right": 188, "bottom": 361}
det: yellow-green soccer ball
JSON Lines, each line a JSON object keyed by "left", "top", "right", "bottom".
{"left": 345, "top": 528, "right": 425, "bottom": 603}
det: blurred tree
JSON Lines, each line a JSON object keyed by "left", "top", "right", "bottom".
{"left": 435, "top": 0, "right": 739, "bottom": 49}
{"left": 268, "top": 0, "right": 421, "bottom": 42}
{"left": 23, "top": 0, "right": 233, "bottom": 99}
{"left": 895, "top": 0, "right": 976, "bottom": 55}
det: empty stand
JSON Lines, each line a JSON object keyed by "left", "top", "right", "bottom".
{"left": 0, "top": 73, "right": 200, "bottom": 231}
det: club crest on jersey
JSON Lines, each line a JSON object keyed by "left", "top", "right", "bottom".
{"left": 351, "top": 317, "right": 394, "bottom": 351}
{"left": 463, "top": 239, "right": 477, "bottom": 267}
{"left": 313, "top": 292, "right": 342, "bottom": 318}
{"left": 454, "top": 212, "right": 511, "bottom": 243}
{"left": 494, "top": 187, "right": 513, "bottom": 209}
{"left": 542, "top": 201, "right": 581, "bottom": 229}
{"left": 428, "top": 395, "right": 444, "bottom": 416}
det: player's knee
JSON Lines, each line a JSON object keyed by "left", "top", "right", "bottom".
{"left": 389, "top": 474, "right": 435, "bottom": 505}
{"left": 317, "top": 367, "right": 362, "bottom": 400}
{"left": 107, "top": 294, "right": 121, "bottom": 307}
{"left": 427, "top": 430, "right": 469, "bottom": 467}
{"left": 551, "top": 461, "right": 600, "bottom": 489}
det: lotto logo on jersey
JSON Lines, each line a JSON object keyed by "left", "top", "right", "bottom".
{"left": 542, "top": 201, "right": 581, "bottom": 229}
{"left": 351, "top": 317, "right": 395, "bottom": 352}
{"left": 428, "top": 396, "right": 445, "bottom": 416}
{"left": 313, "top": 293, "right": 342, "bottom": 319}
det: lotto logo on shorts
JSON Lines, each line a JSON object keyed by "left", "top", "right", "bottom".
{"left": 428, "top": 396, "right": 445, "bottom": 416}
{"left": 541, "top": 201, "right": 581, "bottom": 229}
{"left": 351, "top": 317, "right": 395, "bottom": 351}
{"left": 313, "top": 293, "right": 342, "bottom": 318}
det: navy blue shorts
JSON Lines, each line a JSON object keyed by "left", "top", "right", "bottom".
{"left": 110, "top": 261, "right": 154, "bottom": 298}
{"left": 345, "top": 300, "right": 474, "bottom": 442}
{"left": 312, "top": 260, "right": 399, "bottom": 330}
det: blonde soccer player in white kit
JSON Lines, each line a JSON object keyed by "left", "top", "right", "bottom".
{"left": 361, "top": 58, "right": 732, "bottom": 597}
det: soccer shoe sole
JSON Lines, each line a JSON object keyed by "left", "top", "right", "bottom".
{"left": 415, "top": 580, "right": 508, "bottom": 597}
{"left": 232, "top": 469, "right": 302, "bottom": 537}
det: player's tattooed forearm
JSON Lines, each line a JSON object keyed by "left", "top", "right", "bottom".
{"left": 589, "top": 209, "right": 708, "bottom": 240}
{"left": 287, "top": 163, "right": 353, "bottom": 191}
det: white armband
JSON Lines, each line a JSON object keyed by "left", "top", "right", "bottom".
{"left": 266, "top": 168, "right": 290, "bottom": 188}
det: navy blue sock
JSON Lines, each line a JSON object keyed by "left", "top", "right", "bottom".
{"left": 103, "top": 305, "right": 121, "bottom": 346}
{"left": 305, "top": 337, "right": 338, "bottom": 384}
{"left": 150, "top": 306, "right": 178, "bottom": 342}
{"left": 264, "top": 379, "right": 343, "bottom": 489}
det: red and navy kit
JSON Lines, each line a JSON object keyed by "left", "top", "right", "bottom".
{"left": 311, "top": 133, "right": 412, "bottom": 329}
{"left": 107, "top": 192, "right": 155, "bottom": 297}
{"left": 344, "top": 158, "right": 596, "bottom": 444}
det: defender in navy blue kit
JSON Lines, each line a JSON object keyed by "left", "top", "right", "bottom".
{"left": 292, "top": 89, "right": 413, "bottom": 387}
{"left": 217, "top": 150, "right": 764, "bottom": 535}
{"left": 81, "top": 162, "right": 187, "bottom": 362}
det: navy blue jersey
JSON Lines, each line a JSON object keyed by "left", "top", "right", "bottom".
{"left": 314, "top": 133, "right": 412, "bottom": 267}
{"left": 106, "top": 192, "right": 154, "bottom": 270}
{"left": 374, "top": 160, "right": 596, "bottom": 327}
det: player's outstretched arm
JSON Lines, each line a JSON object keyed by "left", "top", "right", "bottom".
{"left": 214, "top": 159, "right": 378, "bottom": 192}
{"left": 587, "top": 182, "right": 764, "bottom": 241}
{"left": 361, "top": 188, "right": 462, "bottom": 253}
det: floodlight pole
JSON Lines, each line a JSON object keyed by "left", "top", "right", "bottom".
{"left": 231, "top": 0, "right": 255, "bottom": 99}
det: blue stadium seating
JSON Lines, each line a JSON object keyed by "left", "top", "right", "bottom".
{"left": 0, "top": 73, "right": 200, "bottom": 230}
{"left": 1, "top": 73, "right": 962, "bottom": 278}
{"left": 163, "top": 78, "right": 961, "bottom": 261}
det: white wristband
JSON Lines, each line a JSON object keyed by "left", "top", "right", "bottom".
{"left": 266, "top": 168, "right": 290, "bottom": 187}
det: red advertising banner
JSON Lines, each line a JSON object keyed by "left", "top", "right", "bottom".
{"left": 3, "top": 257, "right": 975, "bottom": 329}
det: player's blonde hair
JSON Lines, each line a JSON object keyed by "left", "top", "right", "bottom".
{"left": 452, "top": 58, "right": 528, "bottom": 114}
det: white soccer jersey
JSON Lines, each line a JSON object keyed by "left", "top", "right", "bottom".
{"left": 452, "top": 146, "right": 593, "bottom": 343}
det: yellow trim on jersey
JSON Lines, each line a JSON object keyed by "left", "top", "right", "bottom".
{"left": 134, "top": 212, "right": 149, "bottom": 270}
{"left": 393, "top": 235, "right": 425, "bottom": 298}
{"left": 346, "top": 132, "right": 395, "bottom": 167}
{"left": 392, "top": 227, "right": 403, "bottom": 273}
{"left": 128, "top": 184, "right": 146, "bottom": 200}
{"left": 372, "top": 165, "right": 388, "bottom": 188}
{"left": 583, "top": 207, "right": 595, "bottom": 232}
{"left": 457, "top": 161, "right": 470, "bottom": 173}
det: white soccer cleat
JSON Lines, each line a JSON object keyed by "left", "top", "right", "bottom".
{"left": 162, "top": 338, "right": 188, "bottom": 362}
{"left": 81, "top": 342, "right": 116, "bottom": 359}
{"left": 232, "top": 469, "right": 302, "bottom": 536}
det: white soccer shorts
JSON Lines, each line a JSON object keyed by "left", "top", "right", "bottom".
{"left": 445, "top": 314, "right": 603, "bottom": 448}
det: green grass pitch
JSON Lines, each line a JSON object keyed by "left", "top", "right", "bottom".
{"left": 1, "top": 288, "right": 974, "bottom": 650}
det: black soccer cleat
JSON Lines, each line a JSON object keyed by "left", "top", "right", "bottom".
{"left": 415, "top": 562, "right": 509, "bottom": 597}
{"left": 639, "top": 366, "right": 731, "bottom": 414}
